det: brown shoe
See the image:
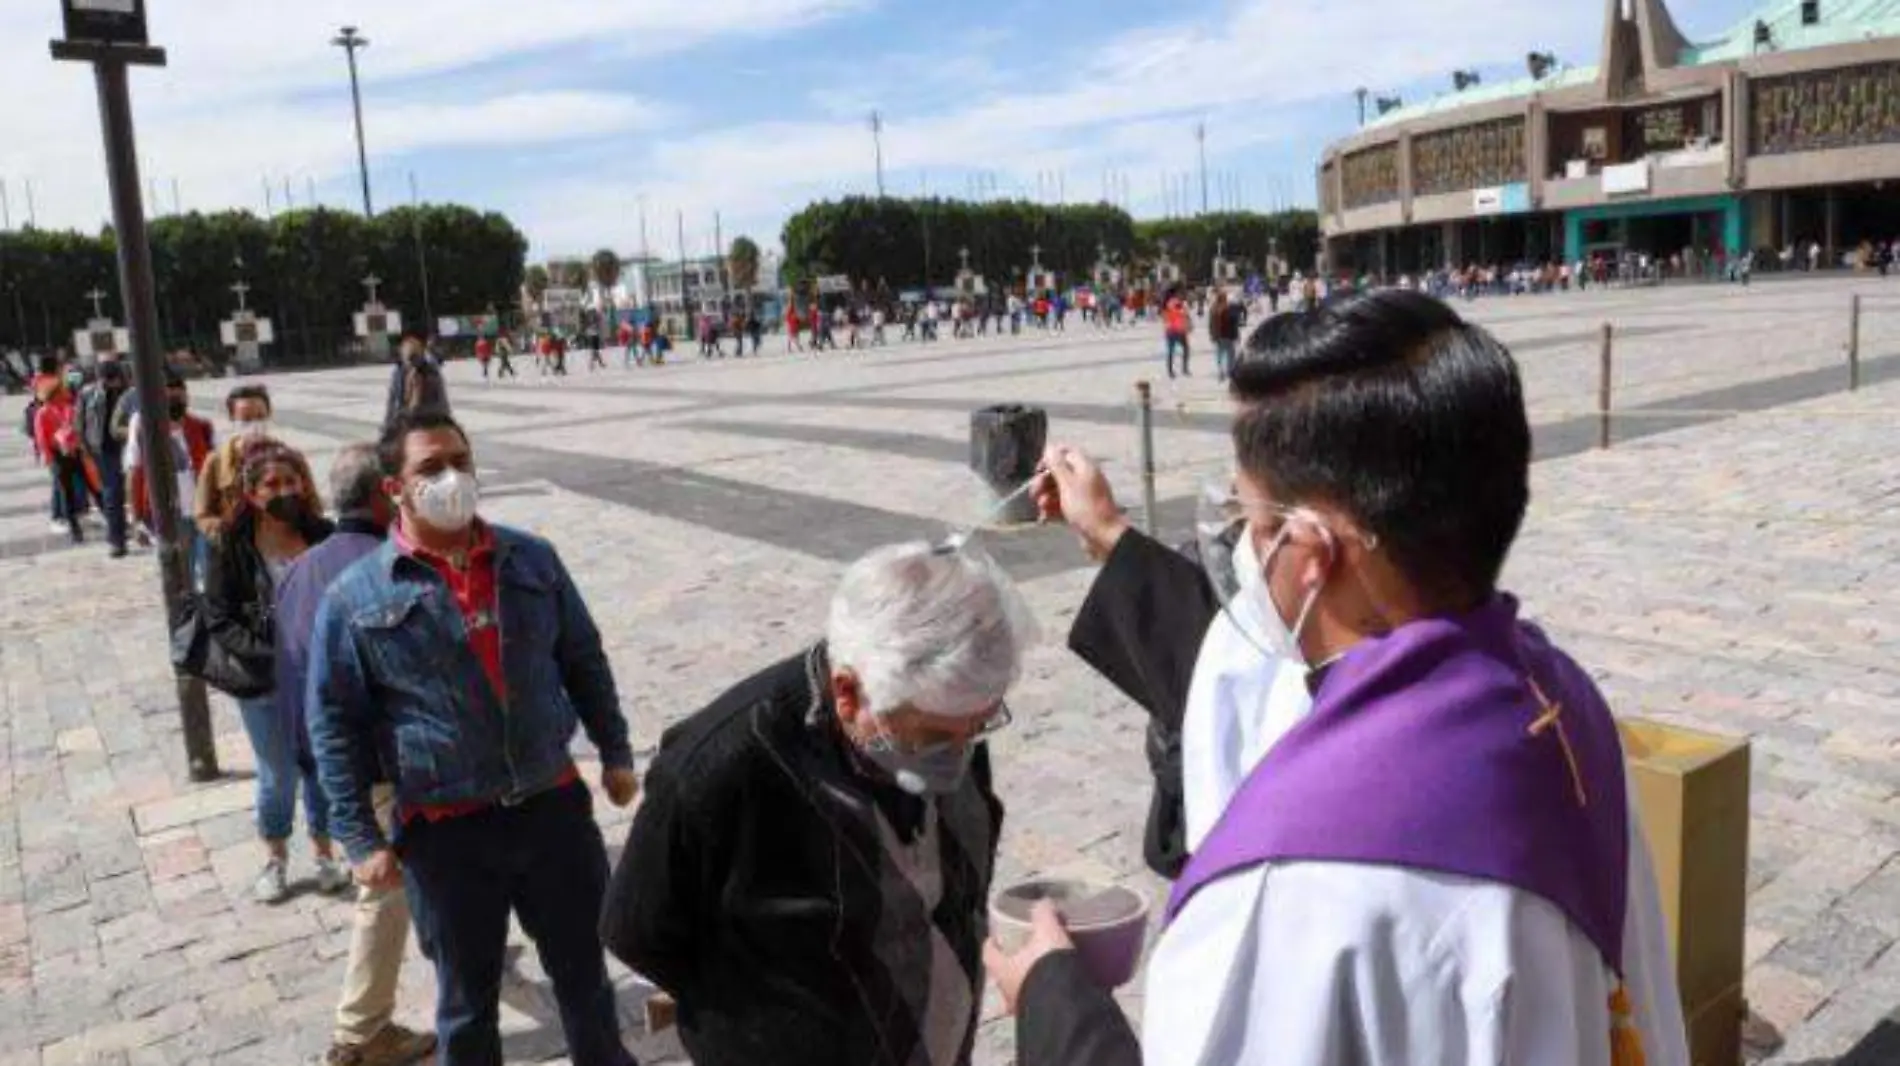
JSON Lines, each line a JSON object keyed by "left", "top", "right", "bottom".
{"left": 325, "top": 1024, "right": 437, "bottom": 1066}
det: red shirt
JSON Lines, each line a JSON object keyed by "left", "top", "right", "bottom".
{"left": 1164, "top": 299, "right": 1189, "bottom": 335}
{"left": 33, "top": 392, "right": 80, "bottom": 465}
{"left": 475, "top": 338, "right": 493, "bottom": 361}
{"left": 392, "top": 520, "right": 579, "bottom": 822}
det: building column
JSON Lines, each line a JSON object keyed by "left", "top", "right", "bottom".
{"left": 1564, "top": 213, "right": 1583, "bottom": 262}
{"left": 1825, "top": 186, "right": 1840, "bottom": 266}
{"left": 1443, "top": 221, "right": 1461, "bottom": 270}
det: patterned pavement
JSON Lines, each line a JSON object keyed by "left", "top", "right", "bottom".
{"left": 2, "top": 275, "right": 1899, "bottom": 1064}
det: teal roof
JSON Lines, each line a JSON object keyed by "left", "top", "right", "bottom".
{"left": 1361, "top": 64, "right": 1597, "bottom": 133}
{"left": 1681, "top": 0, "right": 1900, "bottom": 65}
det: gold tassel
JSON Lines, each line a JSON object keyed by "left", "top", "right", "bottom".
{"left": 1609, "top": 984, "right": 1646, "bottom": 1066}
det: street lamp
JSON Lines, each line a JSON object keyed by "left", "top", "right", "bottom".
{"left": 331, "top": 25, "right": 373, "bottom": 216}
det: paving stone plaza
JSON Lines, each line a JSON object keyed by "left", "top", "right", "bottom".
{"left": 2, "top": 275, "right": 1899, "bottom": 1065}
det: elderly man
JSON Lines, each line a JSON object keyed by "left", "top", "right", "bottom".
{"left": 275, "top": 442, "right": 434, "bottom": 1066}
{"left": 600, "top": 542, "right": 1037, "bottom": 1066}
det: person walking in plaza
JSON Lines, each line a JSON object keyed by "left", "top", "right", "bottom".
{"left": 79, "top": 355, "right": 135, "bottom": 556}
{"left": 745, "top": 309, "right": 762, "bottom": 356}
{"left": 602, "top": 541, "right": 1033, "bottom": 1066}
{"left": 275, "top": 443, "right": 437, "bottom": 1066}
{"left": 1209, "top": 291, "right": 1242, "bottom": 384}
{"left": 474, "top": 336, "right": 493, "bottom": 381}
{"left": 495, "top": 335, "right": 518, "bottom": 379}
{"left": 1162, "top": 290, "right": 1191, "bottom": 378}
{"left": 32, "top": 365, "right": 92, "bottom": 544}
{"left": 586, "top": 327, "right": 607, "bottom": 371}
{"left": 205, "top": 438, "right": 349, "bottom": 904}
{"left": 785, "top": 304, "right": 803, "bottom": 352}
{"left": 308, "top": 410, "right": 640, "bottom": 1066}
{"left": 384, "top": 337, "right": 451, "bottom": 432}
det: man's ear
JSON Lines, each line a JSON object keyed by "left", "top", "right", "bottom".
{"left": 831, "top": 669, "right": 863, "bottom": 725}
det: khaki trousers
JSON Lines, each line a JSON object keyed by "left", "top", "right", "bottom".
{"left": 334, "top": 785, "right": 413, "bottom": 1046}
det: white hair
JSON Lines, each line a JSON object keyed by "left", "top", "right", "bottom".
{"left": 826, "top": 541, "right": 1039, "bottom": 718}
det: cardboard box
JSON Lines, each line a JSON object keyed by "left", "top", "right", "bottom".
{"left": 1620, "top": 719, "right": 1752, "bottom": 1066}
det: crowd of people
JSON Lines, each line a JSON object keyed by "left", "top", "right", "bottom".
{"left": 7, "top": 285, "right": 1698, "bottom": 1066}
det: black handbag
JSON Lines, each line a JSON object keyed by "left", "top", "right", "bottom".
{"left": 170, "top": 595, "right": 274, "bottom": 698}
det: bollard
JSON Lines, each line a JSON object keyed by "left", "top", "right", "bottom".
{"left": 1136, "top": 381, "right": 1158, "bottom": 537}
{"left": 1598, "top": 322, "right": 1614, "bottom": 450}
{"left": 1849, "top": 293, "right": 1862, "bottom": 392}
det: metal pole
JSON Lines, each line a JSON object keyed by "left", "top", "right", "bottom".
{"left": 1197, "top": 123, "right": 1209, "bottom": 217}
{"left": 869, "top": 111, "right": 885, "bottom": 198}
{"left": 409, "top": 172, "right": 433, "bottom": 333}
{"left": 1136, "top": 380, "right": 1158, "bottom": 536}
{"left": 335, "top": 28, "right": 374, "bottom": 217}
{"left": 91, "top": 59, "right": 218, "bottom": 780}
{"left": 1849, "top": 293, "right": 1862, "bottom": 391}
{"left": 1597, "top": 322, "right": 1614, "bottom": 450}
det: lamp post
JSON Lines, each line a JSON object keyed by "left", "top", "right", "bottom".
{"left": 331, "top": 25, "right": 373, "bottom": 216}
{"left": 868, "top": 111, "right": 886, "bottom": 198}
{"left": 1354, "top": 86, "right": 1369, "bottom": 126}
{"left": 52, "top": 0, "right": 219, "bottom": 780}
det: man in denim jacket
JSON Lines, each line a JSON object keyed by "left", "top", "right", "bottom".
{"left": 308, "top": 410, "right": 639, "bottom": 1066}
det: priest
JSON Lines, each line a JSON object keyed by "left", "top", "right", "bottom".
{"left": 986, "top": 290, "right": 1690, "bottom": 1066}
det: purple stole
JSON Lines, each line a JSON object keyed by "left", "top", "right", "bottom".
{"left": 1165, "top": 595, "right": 1630, "bottom": 975}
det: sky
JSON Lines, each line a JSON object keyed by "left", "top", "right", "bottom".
{"left": 0, "top": 0, "right": 1769, "bottom": 262}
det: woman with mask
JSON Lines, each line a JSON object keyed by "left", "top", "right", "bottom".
{"left": 204, "top": 439, "right": 349, "bottom": 904}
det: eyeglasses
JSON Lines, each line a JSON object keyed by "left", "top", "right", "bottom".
{"left": 971, "top": 701, "right": 1014, "bottom": 740}
{"left": 1196, "top": 480, "right": 1380, "bottom": 551}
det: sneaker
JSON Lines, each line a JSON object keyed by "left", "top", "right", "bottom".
{"left": 325, "top": 1024, "right": 436, "bottom": 1066}
{"left": 314, "top": 856, "right": 351, "bottom": 895}
{"left": 253, "top": 858, "right": 289, "bottom": 905}
{"left": 48, "top": 519, "right": 68, "bottom": 535}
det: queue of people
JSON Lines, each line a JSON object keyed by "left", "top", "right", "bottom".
{"left": 133, "top": 290, "right": 1695, "bottom": 1066}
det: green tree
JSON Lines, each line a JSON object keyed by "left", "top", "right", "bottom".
{"left": 525, "top": 264, "right": 551, "bottom": 304}
{"left": 728, "top": 235, "right": 761, "bottom": 292}
{"left": 590, "top": 249, "right": 622, "bottom": 294}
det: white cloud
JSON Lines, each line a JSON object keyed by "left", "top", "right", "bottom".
{"left": 522, "top": 0, "right": 1609, "bottom": 256}
{"left": 0, "top": 0, "right": 861, "bottom": 231}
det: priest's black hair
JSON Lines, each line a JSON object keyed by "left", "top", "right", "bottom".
{"left": 1228, "top": 290, "right": 1530, "bottom": 607}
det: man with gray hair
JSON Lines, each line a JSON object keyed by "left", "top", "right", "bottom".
{"left": 275, "top": 443, "right": 435, "bottom": 1066}
{"left": 602, "top": 541, "right": 1037, "bottom": 1066}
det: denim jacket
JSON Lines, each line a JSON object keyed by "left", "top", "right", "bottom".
{"left": 306, "top": 523, "right": 632, "bottom": 862}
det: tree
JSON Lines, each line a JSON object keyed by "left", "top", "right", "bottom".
{"left": 525, "top": 264, "right": 551, "bottom": 304}
{"left": 547, "top": 259, "right": 588, "bottom": 289}
{"left": 590, "top": 248, "right": 622, "bottom": 295}
{"left": 727, "top": 236, "right": 761, "bottom": 292}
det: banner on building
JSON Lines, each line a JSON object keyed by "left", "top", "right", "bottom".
{"left": 1602, "top": 161, "right": 1651, "bottom": 196}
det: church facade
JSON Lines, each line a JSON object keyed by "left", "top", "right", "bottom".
{"left": 1317, "top": 0, "right": 1900, "bottom": 274}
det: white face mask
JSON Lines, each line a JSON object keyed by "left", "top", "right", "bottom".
{"left": 235, "top": 419, "right": 272, "bottom": 440}
{"left": 411, "top": 469, "right": 479, "bottom": 532}
{"left": 1239, "top": 520, "right": 1324, "bottom": 667}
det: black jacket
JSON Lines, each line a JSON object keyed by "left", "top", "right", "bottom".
{"left": 601, "top": 644, "right": 1005, "bottom": 1066}
{"left": 1066, "top": 529, "right": 1218, "bottom": 879}
{"left": 203, "top": 508, "right": 334, "bottom": 688}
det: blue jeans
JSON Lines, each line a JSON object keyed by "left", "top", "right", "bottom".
{"left": 1166, "top": 333, "right": 1191, "bottom": 377}
{"left": 237, "top": 694, "right": 329, "bottom": 843}
{"left": 96, "top": 448, "right": 127, "bottom": 550}
{"left": 400, "top": 781, "right": 634, "bottom": 1066}
{"left": 1214, "top": 340, "right": 1237, "bottom": 379}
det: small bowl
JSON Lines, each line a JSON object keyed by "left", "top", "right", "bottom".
{"left": 989, "top": 879, "right": 1150, "bottom": 989}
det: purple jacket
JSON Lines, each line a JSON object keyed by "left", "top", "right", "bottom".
{"left": 274, "top": 519, "right": 387, "bottom": 760}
